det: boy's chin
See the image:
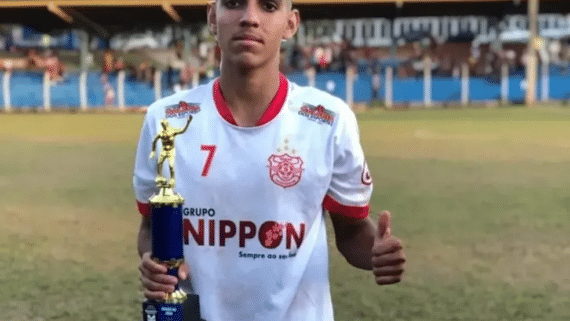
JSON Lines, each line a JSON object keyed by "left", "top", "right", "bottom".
{"left": 233, "top": 59, "right": 263, "bottom": 71}
{"left": 226, "top": 53, "right": 269, "bottom": 71}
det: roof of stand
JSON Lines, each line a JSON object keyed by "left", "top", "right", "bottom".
{"left": 0, "top": 0, "right": 568, "bottom": 36}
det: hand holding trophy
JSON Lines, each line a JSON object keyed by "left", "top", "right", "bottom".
{"left": 143, "top": 115, "right": 205, "bottom": 321}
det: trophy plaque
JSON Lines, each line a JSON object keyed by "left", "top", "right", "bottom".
{"left": 143, "top": 116, "right": 205, "bottom": 321}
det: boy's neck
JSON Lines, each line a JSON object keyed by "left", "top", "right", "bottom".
{"left": 218, "top": 63, "right": 281, "bottom": 127}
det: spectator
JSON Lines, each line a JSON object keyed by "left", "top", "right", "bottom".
{"left": 175, "top": 40, "right": 184, "bottom": 60}
{"left": 101, "top": 73, "right": 115, "bottom": 107}
{"left": 279, "top": 46, "right": 293, "bottom": 74}
{"left": 148, "top": 65, "right": 156, "bottom": 85}
{"left": 329, "top": 39, "right": 344, "bottom": 72}
{"left": 5, "top": 34, "right": 14, "bottom": 52}
{"left": 1, "top": 59, "right": 13, "bottom": 72}
{"left": 166, "top": 62, "right": 175, "bottom": 90}
{"left": 315, "top": 44, "right": 332, "bottom": 71}
{"left": 137, "top": 61, "right": 154, "bottom": 84}
{"left": 179, "top": 63, "right": 192, "bottom": 90}
{"left": 115, "top": 57, "right": 125, "bottom": 73}
{"left": 45, "top": 50, "right": 64, "bottom": 83}
{"left": 289, "top": 43, "right": 306, "bottom": 71}
{"left": 103, "top": 49, "right": 114, "bottom": 75}
{"left": 27, "top": 49, "right": 44, "bottom": 69}
{"left": 340, "top": 38, "right": 356, "bottom": 72}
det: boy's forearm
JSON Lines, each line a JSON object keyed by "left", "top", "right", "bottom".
{"left": 138, "top": 218, "right": 152, "bottom": 258}
{"left": 334, "top": 217, "right": 377, "bottom": 271}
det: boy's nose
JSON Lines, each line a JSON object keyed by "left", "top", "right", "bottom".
{"left": 239, "top": 3, "right": 261, "bottom": 28}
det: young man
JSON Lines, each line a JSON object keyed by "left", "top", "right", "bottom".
{"left": 134, "top": 0, "right": 406, "bottom": 320}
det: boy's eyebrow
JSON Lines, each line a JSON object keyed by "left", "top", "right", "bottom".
{"left": 265, "top": 0, "right": 290, "bottom": 5}
{"left": 274, "top": 0, "right": 293, "bottom": 9}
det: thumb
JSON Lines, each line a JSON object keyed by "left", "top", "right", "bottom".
{"left": 377, "top": 210, "right": 392, "bottom": 240}
{"left": 178, "top": 263, "right": 190, "bottom": 280}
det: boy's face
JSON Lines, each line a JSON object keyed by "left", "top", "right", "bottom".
{"left": 208, "top": 0, "right": 299, "bottom": 70}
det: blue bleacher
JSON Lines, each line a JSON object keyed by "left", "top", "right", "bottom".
{"left": 3, "top": 67, "right": 570, "bottom": 109}
{"left": 470, "top": 77, "right": 502, "bottom": 102}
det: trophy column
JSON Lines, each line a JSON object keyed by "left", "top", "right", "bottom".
{"left": 143, "top": 116, "right": 205, "bottom": 321}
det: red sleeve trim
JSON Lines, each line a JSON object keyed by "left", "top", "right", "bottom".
{"left": 137, "top": 201, "right": 152, "bottom": 217}
{"left": 322, "top": 195, "right": 370, "bottom": 219}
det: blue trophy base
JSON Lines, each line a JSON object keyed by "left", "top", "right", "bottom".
{"left": 143, "top": 294, "right": 205, "bottom": 321}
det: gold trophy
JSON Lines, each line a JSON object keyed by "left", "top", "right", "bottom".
{"left": 142, "top": 116, "right": 205, "bottom": 321}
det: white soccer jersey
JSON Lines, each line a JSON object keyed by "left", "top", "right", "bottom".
{"left": 133, "top": 74, "right": 373, "bottom": 321}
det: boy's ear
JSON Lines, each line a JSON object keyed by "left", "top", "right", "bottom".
{"left": 283, "top": 9, "right": 300, "bottom": 41}
{"left": 207, "top": 1, "right": 217, "bottom": 35}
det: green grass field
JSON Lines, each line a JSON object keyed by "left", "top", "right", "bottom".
{"left": 1, "top": 107, "right": 570, "bottom": 320}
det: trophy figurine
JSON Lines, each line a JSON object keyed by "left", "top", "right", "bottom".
{"left": 143, "top": 115, "right": 205, "bottom": 321}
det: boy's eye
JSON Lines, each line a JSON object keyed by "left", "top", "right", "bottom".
{"left": 224, "top": 0, "right": 241, "bottom": 8}
{"left": 261, "top": 0, "right": 278, "bottom": 11}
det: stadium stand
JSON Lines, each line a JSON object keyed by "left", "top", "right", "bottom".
{"left": 2, "top": 0, "right": 570, "bottom": 108}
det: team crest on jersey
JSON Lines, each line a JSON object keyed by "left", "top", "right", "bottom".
{"left": 268, "top": 139, "right": 304, "bottom": 188}
{"left": 298, "top": 103, "right": 335, "bottom": 126}
{"left": 165, "top": 101, "right": 201, "bottom": 118}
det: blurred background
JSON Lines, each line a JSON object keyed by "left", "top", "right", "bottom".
{"left": 2, "top": 1, "right": 570, "bottom": 320}
{"left": 2, "top": 0, "right": 570, "bottom": 109}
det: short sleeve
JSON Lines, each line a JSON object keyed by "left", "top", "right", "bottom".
{"left": 323, "top": 107, "right": 372, "bottom": 220}
{"left": 132, "top": 113, "right": 159, "bottom": 217}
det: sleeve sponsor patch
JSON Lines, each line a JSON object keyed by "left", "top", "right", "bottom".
{"left": 298, "top": 103, "right": 336, "bottom": 126}
{"left": 165, "top": 101, "right": 201, "bottom": 118}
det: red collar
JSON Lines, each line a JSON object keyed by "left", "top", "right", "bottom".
{"left": 213, "top": 73, "right": 288, "bottom": 126}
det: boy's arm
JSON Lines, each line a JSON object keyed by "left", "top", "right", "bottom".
{"left": 138, "top": 216, "right": 152, "bottom": 257}
{"left": 329, "top": 213, "right": 376, "bottom": 270}
{"left": 330, "top": 211, "right": 405, "bottom": 285}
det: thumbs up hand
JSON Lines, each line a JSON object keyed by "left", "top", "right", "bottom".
{"left": 372, "top": 211, "right": 406, "bottom": 285}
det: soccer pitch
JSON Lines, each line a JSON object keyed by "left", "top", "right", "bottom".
{"left": 1, "top": 107, "right": 570, "bottom": 320}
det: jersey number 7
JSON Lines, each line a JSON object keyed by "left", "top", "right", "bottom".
{"left": 201, "top": 145, "right": 217, "bottom": 177}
